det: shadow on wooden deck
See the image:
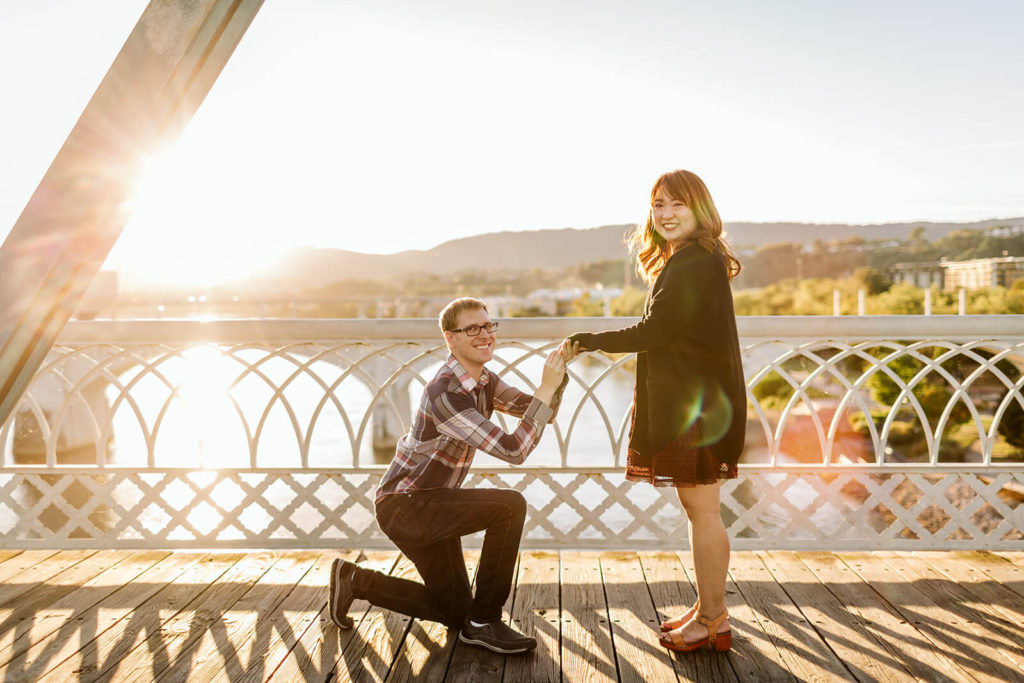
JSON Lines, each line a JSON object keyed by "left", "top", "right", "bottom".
{"left": 0, "top": 549, "right": 1021, "bottom": 681}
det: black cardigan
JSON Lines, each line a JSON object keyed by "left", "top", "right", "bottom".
{"left": 572, "top": 244, "right": 746, "bottom": 467}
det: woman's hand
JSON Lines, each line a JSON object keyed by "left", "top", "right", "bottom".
{"left": 565, "top": 333, "right": 591, "bottom": 354}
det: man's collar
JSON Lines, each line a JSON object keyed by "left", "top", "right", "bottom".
{"left": 446, "top": 354, "right": 489, "bottom": 392}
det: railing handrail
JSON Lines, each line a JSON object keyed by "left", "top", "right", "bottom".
{"left": 54, "top": 314, "right": 1024, "bottom": 343}
{"left": 1, "top": 464, "right": 1020, "bottom": 474}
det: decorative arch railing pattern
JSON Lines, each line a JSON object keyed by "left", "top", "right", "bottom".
{"left": 1, "top": 316, "right": 1022, "bottom": 550}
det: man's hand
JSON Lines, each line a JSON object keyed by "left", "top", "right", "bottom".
{"left": 534, "top": 347, "right": 567, "bottom": 407}
{"left": 540, "top": 347, "right": 567, "bottom": 391}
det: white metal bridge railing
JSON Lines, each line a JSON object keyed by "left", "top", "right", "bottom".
{"left": 1, "top": 316, "right": 1022, "bottom": 550}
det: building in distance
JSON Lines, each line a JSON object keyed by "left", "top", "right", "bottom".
{"left": 889, "top": 255, "right": 1024, "bottom": 291}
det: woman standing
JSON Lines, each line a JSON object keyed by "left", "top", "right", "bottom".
{"left": 567, "top": 169, "right": 745, "bottom": 652}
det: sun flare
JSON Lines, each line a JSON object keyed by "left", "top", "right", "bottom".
{"left": 111, "top": 140, "right": 278, "bottom": 288}
{"left": 178, "top": 345, "right": 245, "bottom": 469}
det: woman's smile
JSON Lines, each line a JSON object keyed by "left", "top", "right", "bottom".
{"left": 652, "top": 189, "right": 698, "bottom": 249}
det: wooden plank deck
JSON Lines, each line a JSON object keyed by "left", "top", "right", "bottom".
{"left": 0, "top": 549, "right": 1020, "bottom": 682}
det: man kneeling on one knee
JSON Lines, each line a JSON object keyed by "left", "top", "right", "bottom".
{"left": 329, "top": 297, "right": 569, "bottom": 655}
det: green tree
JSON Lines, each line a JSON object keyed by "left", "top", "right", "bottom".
{"left": 734, "top": 280, "right": 797, "bottom": 315}
{"left": 853, "top": 267, "right": 891, "bottom": 295}
{"left": 508, "top": 305, "right": 549, "bottom": 317}
{"left": 568, "top": 292, "right": 605, "bottom": 317}
{"left": 610, "top": 287, "right": 646, "bottom": 316}
{"left": 792, "top": 278, "right": 836, "bottom": 315}
{"left": 867, "top": 350, "right": 971, "bottom": 454}
{"left": 967, "top": 286, "right": 1009, "bottom": 314}
{"left": 571, "top": 260, "right": 629, "bottom": 288}
{"left": 746, "top": 243, "right": 803, "bottom": 287}
{"left": 934, "top": 228, "right": 984, "bottom": 259}
{"left": 998, "top": 397, "right": 1024, "bottom": 451}
{"left": 1007, "top": 279, "right": 1024, "bottom": 313}
{"left": 867, "top": 282, "right": 925, "bottom": 315}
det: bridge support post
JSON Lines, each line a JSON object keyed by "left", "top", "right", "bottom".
{"left": 0, "top": 0, "right": 264, "bottom": 427}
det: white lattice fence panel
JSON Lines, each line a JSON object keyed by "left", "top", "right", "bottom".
{"left": 0, "top": 468, "right": 1020, "bottom": 549}
{"left": 0, "top": 470, "right": 381, "bottom": 549}
{"left": 1, "top": 318, "right": 1022, "bottom": 549}
{"left": 724, "top": 469, "right": 1024, "bottom": 549}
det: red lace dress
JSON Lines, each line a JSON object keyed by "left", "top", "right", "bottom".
{"left": 624, "top": 396, "right": 738, "bottom": 487}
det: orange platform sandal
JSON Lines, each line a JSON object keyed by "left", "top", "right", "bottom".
{"left": 659, "top": 603, "right": 698, "bottom": 632}
{"left": 659, "top": 610, "right": 731, "bottom": 653}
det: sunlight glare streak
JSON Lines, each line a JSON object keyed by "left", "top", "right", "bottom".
{"left": 179, "top": 345, "right": 244, "bottom": 469}
{"left": 115, "top": 141, "right": 278, "bottom": 287}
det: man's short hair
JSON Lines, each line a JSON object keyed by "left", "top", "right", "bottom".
{"left": 439, "top": 297, "right": 488, "bottom": 332}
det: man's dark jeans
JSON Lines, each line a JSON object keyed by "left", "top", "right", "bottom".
{"left": 351, "top": 487, "right": 527, "bottom": 627}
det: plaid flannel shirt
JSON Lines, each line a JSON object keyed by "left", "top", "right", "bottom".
{"left": 375, "top": 355, "right": 563, "bottom": 502}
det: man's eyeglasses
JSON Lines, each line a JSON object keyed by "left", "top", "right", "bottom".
{"left": 449, "top": 322, "right": 499, "bottom": 336}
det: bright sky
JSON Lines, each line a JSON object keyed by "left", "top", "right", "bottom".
{"left": 1, "top": 0, "right": 1023, "bottom": 285}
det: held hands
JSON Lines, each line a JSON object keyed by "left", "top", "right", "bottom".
{"left": 536, "top": 339, "right": 580, "bottom": 407}
{"left": 539, "top": 338, "right": 580, "bottom": 393}
{"left": 539, "top": 346, "right": 568, "bottom": 392}
{"left": 558, "top": 338, "right": 580, "bottom": 363}
{"left": 560, "top": 335, "right": 587, "bottom": 361}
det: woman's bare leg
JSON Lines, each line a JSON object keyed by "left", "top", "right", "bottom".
{"left": 674, "top": 481, "right": 730, "bottom": 641}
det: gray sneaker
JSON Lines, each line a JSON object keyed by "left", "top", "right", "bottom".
{"left": 459, "top": 618, "right": 537, "bottom": 654}
{"left": 328, "top": 558, "right": 357, "bottom": 629}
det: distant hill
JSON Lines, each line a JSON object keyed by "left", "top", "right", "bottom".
{"left": 722, "top": 218, "right": 1023, "bottom": 246}
{"left": 257, "top": 217, "right": 1024, "bottom": 291}
{"left": 270, "top": 225, "right": 636, "bottom": 286}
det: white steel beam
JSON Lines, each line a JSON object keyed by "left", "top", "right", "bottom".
{"left": 0, "top": 0, "right": 264, "bottom": 425}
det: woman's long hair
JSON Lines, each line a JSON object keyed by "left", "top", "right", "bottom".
{"left": 627, "top": 169, "right": 742, "bottom": 284}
